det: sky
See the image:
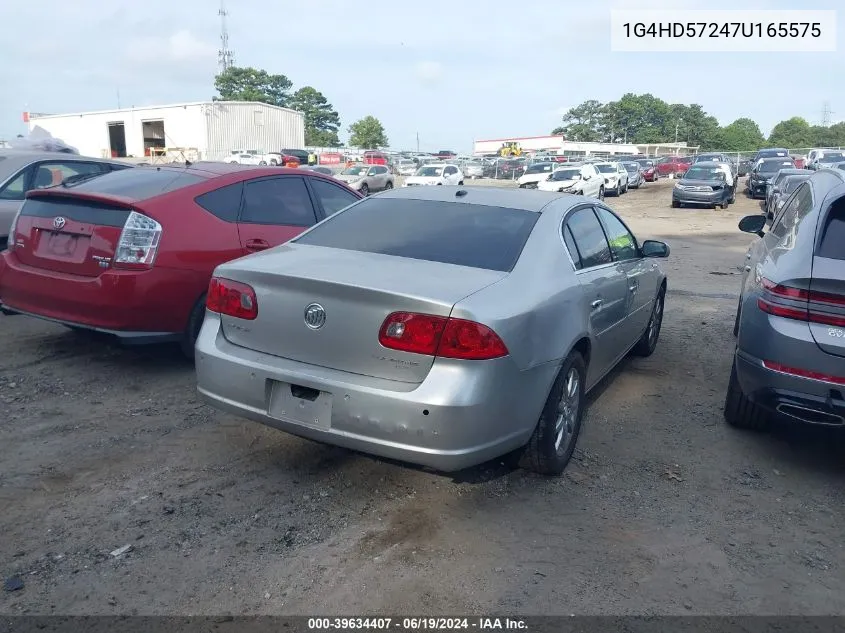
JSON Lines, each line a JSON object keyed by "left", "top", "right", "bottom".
{"left": 1, "top": 0, "right": 842, "bottom": 152}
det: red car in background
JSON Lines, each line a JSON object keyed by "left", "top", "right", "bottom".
{"left": 635, "top": 158, "right": 659, "bottom": 182}
{"left": 363, "top": 151, "right": 388, "bottom": 165}
{"left": 791, "top": 155, "right": 806, "bottom": 169}
{"left": 0, "top": 163, "right": 363, "bottom": 356}
{"left": 657, "top": 156, "right": 692, "bottom": 177}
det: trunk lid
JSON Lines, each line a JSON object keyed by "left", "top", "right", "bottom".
{"left": 217, "top": 244, "right": 507, "bottom": 383}
{"left": 809, "top": 255, "right": 845, "bottom": 359}
{"left": 11, "top": 193, "right": 132, "bottom": 277}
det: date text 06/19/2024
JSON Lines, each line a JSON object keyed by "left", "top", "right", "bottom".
{"left": 306, "top": 617, "right": 528, "bottom": 630}
{"left": 610, "top": 9, "right": 836, "bottom": 52}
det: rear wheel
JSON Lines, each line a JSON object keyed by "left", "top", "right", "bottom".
{"left": 384, "top": 181, "right": 394, "bottom": 190}
{"left": 181, "top": 294, "right": 207, "bottom": 360}
{"left": 259, "top": 160, "right": 267, "bottom": 165}
{"left": 724, "top": 357, "right": 770, "bottom": 430}
{"left": 598, "top": 186, "right": 605, "bottom": 200}
{"left": 360, "top": 183, "right": 369, "bottom": 196}
{"left": 458, "top": 181, "right": 464, "bottom": 186}
{"left": 720, "top": 199, "right": 730, "bottom": 209}
{"left": 671, "top": 200, "right": 680, "bottom": 208}
{"left": 519, "top": 351, "right": 586, "bottom": 476}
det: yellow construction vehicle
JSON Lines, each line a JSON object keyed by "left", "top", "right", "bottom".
{"left": 499, "top": 142, "right": 523, "bottom": 157}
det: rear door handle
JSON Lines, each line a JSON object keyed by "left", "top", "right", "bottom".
{"left": 591, "top": 299, "right": 603, "bottom": 309}
{"left": 245, "top": 238, "right": 270, "bottom": 251}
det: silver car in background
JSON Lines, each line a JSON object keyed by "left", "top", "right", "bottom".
{"left": 334, "top": 164, "right": 394, "bottom": 196}
{"left": 0, "top": 150, "right": 132, "bottom": 245}
{"left": 728, "top": 169, "right": 845, "bottom": 431}
{"left": 461, "top": 160, "right": 484, "bottom": 179}
{"left": 622, "top": 162, "right": 645, "bottom": 189}
{"left": 195, "top": 186, "right": 670, "bottom": 474}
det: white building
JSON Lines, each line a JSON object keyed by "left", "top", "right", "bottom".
{"left": 27, "top": 101, "right": 305, "bottom": 162}
{"left": 473, "top": 135, "right": 695, "bottom": 157}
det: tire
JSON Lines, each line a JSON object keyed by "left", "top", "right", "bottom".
{"left": 724, "top": 357, "right": 770, "bottom": 430}
{"left": 733, "top": 297, "right": 741, "bottom": 337}
{"left": 384, "top": 181, "right": 394, "bottom": 190}
{"left": 623, "top": 181, "right": 629, "bottom": 193}
{"left": 180, "top": 294, "right": 207, "bottom": 360}
{"left": 632, "top": 286, "right": 665, "bottom": 357}
{"left": 671, "top": 200, "right": 680, "bottom": 208}
{"left": 360, "top": 183, "right": 369, "bottom": 196}
{"left": 519, "top": 351, "right": 586, "bottom": 476}
{"left": 458, "top": 181, "right": 464, "bottom": 186}
{"left": 598, "top": 186, "right": 605, "bottom": 201}
{"left": 721, "top": 200, "right": 730, "bottom": 209}
{"left": 259, "top": 160, "right": 267, "bottom": 166}
{"left": 270, "top": 159, "right": 278, "bottom": 166}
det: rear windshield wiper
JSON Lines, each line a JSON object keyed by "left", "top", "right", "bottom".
{"left": 60, "top": 172, "right": 104, "bottom": 188}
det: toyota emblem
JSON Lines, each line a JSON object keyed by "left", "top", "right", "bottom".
{"left": 52, "top": 216, "right": 66, "bottom": 230}
{"left": 303, "top": 303, "right": 326, "bottom": 330}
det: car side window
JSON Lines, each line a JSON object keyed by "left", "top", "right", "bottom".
{"left": 310, "top": 178, "right": 360, "bottom": 217}
{"left": 596, "top": 207, "right": 638, "bottom": 261}
{"left": 0, "top": 170, "right": 28, "bottom": 201}
{"left": 565, "top": 207, "right": 612, "bottom": 269}
{"left": 33, "top": 161, "right": 106, "bottom": 189}
{"left": 562, "top": 224, "right": 582, "bottom": 269}
{"left": 241, "top": 177, "right": 318, "bottom": 226}
{"left": 771, "top": 183, "right": 813, "bottom": 240}
{"left": 195, "top": 182, "right": 243, "bottom": 222}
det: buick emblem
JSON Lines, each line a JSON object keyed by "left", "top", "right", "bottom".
{"left": 303, "top": 303, "right": 326, "bottom": 330}
{"left": 52, "top": 216, "right": 66, "bottom": 230}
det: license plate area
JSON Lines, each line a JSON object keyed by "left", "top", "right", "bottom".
{"left": 268, "top": 380, "right": 333, "bottom": 429}
{"left": 35, "top": 231, "right": 90, "bottom": 263}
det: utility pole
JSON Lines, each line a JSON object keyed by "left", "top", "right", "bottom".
{"left": 117, "top": 89, "right": 121, "bottom": 109}
{"left": 675, "top": 121, "right": 679, "bottom": 143}
{"left": 416, "top": 132, "right": 420, "bottom": 153}
{"left": 217, "top": 0, "right": 234, "bottom": 73}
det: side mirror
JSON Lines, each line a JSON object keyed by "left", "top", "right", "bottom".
{"left": 641, "top": 240, "right": 670, "bottom": 258}
{"left": 583, "top": 174, "right": 591, "bottom": 180}
{"left": 738, "top": 214, "right": 766, "bottom": 237}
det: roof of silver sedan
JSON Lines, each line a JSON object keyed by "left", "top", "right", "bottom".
{"left": 376, "top": 184, "right": 572, "bottom": 212}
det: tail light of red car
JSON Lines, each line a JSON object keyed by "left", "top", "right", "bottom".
{"left": 206, "top": 277, "right": 258, "bottom": 320}
{"left": 756, "top": 278, "right": 845, "bottom": 327}
{"left": 378, "top": 312, "right": 508, "bottom": 360}
{"left": 113, "top": 211, "right": 163, "bottom": 269}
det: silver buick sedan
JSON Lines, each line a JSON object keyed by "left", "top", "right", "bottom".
{"left": 195, "top": 186, "right": 670, "bottom": 475}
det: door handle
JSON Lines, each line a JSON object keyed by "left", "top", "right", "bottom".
{"left": 591, "top": 299, "right": 603, "bottom": 309}
{"left": 629, "top": 284, "right": 638, "bottom": 292}
{"left": 245, "top": 238, "right": 270, "bottom": 251}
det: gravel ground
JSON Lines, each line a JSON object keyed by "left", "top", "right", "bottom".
{"left": 2, "top": 178, "right": 845, "bottom": 616}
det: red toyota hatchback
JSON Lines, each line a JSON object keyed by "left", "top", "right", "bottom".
{"left": 0, "top": 162, "right": 362, "bottom": 356}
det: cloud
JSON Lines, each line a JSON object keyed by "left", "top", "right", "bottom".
{"left": 414, "top": 61, "right": 443, "bottom": 84}
{"left": 124, "top": 30, "right": 216, "bottom": 66}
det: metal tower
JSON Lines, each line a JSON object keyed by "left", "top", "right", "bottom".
{"left": 822, "top": 101, "right": 833, "bottom": 127}
{"left": 217, "top": 0, "right": 234, "bottom": 72}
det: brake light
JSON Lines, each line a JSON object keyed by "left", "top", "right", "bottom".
{"left": 6, "top": 209, "right": 20, "bottom": 251}
{"left": 757, "top": 278, "right": 845, "bottom": 327}
{"left": 378, "top": 312, "right": 508, "bottom": 360}
{"left": 206, "top": 277, "right": 258, "bottom": 320}
{"left": 114, "top": 211, "right": 162, "bottom": 268}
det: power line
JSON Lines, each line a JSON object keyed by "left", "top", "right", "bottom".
{"left": 217, "top": 0, "right": 234, "bottom": 73}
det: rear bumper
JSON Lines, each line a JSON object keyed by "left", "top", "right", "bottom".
{"left": 195, "top": 314, "right": 557, "bottom": 471}
{"left": 0, "top": 252, "right": 204, "bottom": 337}
{"left": 735, "top": 350, "right": 845, "bottom": 426}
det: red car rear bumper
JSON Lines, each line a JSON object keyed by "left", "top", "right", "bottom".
{"left": 0, "top": 253, "right": 205, "bottom": 342}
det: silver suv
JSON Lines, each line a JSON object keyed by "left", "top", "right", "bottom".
{"left": 727, "top": 168, "right": 845, "bottom": 430}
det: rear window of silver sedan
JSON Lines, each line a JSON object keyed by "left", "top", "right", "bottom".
{"left": 294, "top": 197, "right": 540, "bottom": 272}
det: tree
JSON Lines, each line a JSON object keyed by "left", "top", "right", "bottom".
{"left": 288, "top": 87, "right": 340, "bottom": 146}
{"left": 718, "top": 118, "right": 766, "bottom": 151}
{"left": 348, "top": 116, "right": 388, "bottom": 149}
{"left": 556, "top": 100, "right": 606, "bottom": 142}
{"left": 214, "top": 66, "right": 293, "bottom": 107}
{"left": 812, "top": 122, "right": 845, "bottom": 148}
{"left": 768, "top": 117, "right": 814, "bottom": 149}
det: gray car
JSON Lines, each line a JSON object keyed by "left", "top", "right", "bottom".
{"left": 195, "top": 186, "right": 670, "bottom": 474}
{"left": 622, "top": 162, "right": 645, "bottom": 189}
{"left": 671, "top": 162, "right": 731, "bottom": 209}
{"left": 334, "top": 164, "right": 394, "bottom": 196}
{"left": 0, "top": 150, "right": 132, "bottom": 246}
{"left": 766, "top": 173, "right": 812, "bottom": 225}
{"left": 728, "top": 168, "right": 845, "bottom": 431}
{"left": 763, "top": 168, "right": 808, "bottom": 217}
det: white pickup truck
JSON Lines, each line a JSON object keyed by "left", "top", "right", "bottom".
{"left": 224, "top": 150, "right": 282, "bottom": 165}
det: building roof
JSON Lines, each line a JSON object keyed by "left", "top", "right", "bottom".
{"left": 29, "top": 101, "right": 303, "bottom": 121}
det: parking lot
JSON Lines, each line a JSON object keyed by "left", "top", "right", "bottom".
{"left": 3, "top": 178, "right": 845, "bottom": 616}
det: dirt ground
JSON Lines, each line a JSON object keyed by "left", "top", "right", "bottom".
{"left": 2, "top": 178, "right": 845, "bottom": 616}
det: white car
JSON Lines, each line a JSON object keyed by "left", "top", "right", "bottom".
{"left": 403, "top": 163, "right": 464, "bottom": 186}
{"left": 593, "top": 161, "right": 629, "bottom": 196}
{"left": 395, "top": 159, "right": 418, "bottom": 176}
{"left": 537, "top": 163, "right": 605, "bottom": 199}
{"left": 517, "top": 162, "right": 557, "bottom": 189}
{"left": 225, "top": 151, "right": 278, "bottom": 166}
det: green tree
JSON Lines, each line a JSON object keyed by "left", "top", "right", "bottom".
{"left": 348, "top": 116, "right": 388, "bottom": 149}
{"left": 812, "top": 122, "right": 845, "bottom": 147}
{"left": 288, "top": 86, "right": 341, "bottom": 147}
{"left": 554, "top": 99, "right": 606, "bottom": 141}
{"left": 768, "top": 117, "right": 814, "bottom": 149}
{"left": 718, "top": 118, "right": 766, "bottom": 151}
{"left": 214, "top": 66, "right": 293, "bottom": 107}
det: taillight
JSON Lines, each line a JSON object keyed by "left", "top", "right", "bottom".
{"left": 206, "top": 277, "right": 258, "bottom": 320}
{"left": 757, "top": 278, "right": 845, "bottom": 327}
{"left": 378, "top": 312, "right": 508, "bottom": 360}
{"left": 114, "top": 211, "right": 162, "bottom": 268}
{"left": 6, "top": 209, "right": 20, "bottom": 251}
